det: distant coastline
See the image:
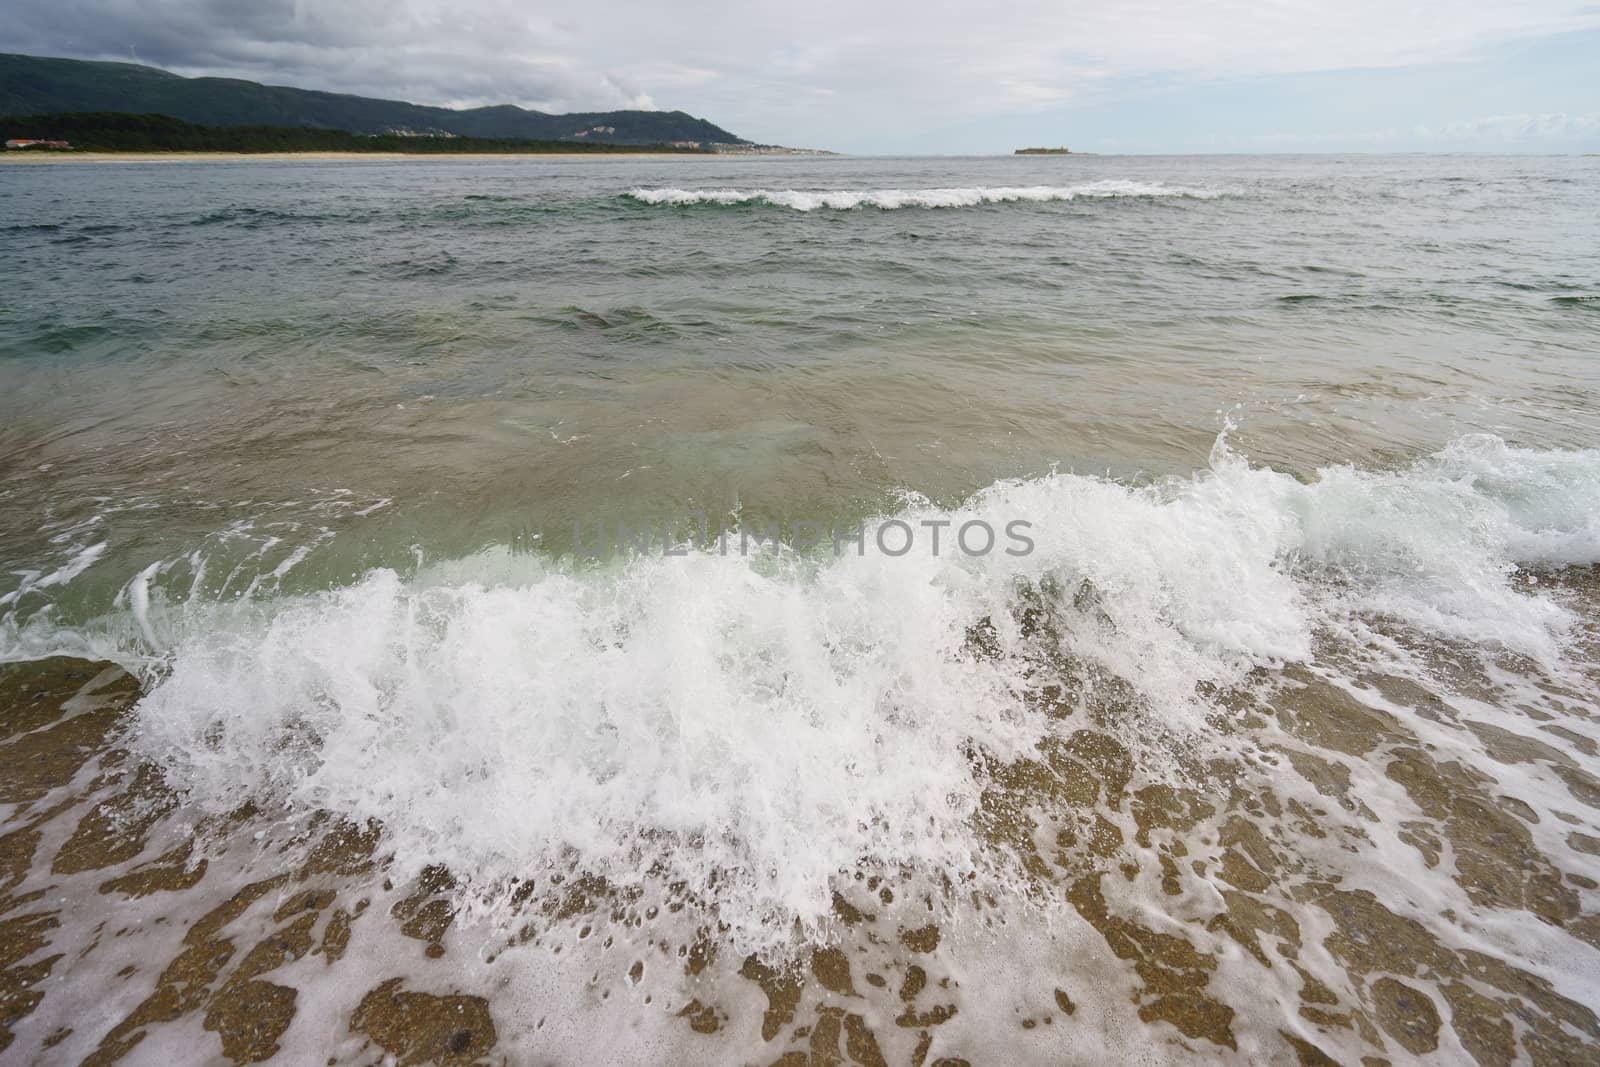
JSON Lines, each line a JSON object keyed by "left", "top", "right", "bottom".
{"left": 1014, "top": 146, "right": 1072, "bottom": 155}
{"left": 0, "top": 150, "right": 743, "bottom": 163}
{"left": 1, "top": 112, "right": 720, "bottom": 156}
{"left": 0, "top": 52, "right": 748, "bottom": 146}
{"left": 2, "top": 113, "right": 832, "bottom": 158}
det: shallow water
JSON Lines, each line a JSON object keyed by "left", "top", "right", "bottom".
{"left": 0, "top": 154, "right": 1598, "bottom": 1065}
{"left": 4, "top": 154, "right": 1599, "bottom": 619}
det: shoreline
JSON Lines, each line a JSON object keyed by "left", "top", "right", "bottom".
{"left": 0, "top": 150, "right": 738, "bottom": 163}
{"left": 4, "top": 593, "right": 1598, "bottom": 1064}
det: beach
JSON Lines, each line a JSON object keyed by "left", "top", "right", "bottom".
{"left": 3, "top": 623, "right": 1596, "bottom": 1063}
{"left": 1, "top": 152, "right": 1597, "bottom": 1065}
{"left": 0, "top": 150, "right": 718, "bottom": 163}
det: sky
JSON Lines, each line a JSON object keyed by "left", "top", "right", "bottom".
{"left": 10, "top": 0, "right": 1600, "bottom": 153}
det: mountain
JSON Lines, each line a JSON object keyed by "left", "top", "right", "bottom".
{"left": 0, "top": 53, "right": 747, "bottom": 145}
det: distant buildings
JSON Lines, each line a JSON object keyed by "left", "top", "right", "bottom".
{"left": 711, "top": 143, "right": 834, "bottom": 155}
{"left": 374, "top": 128, "right": 457, "bottom": 138}
{"left": 5, "top": 139, "right": 71, "bottom": 149}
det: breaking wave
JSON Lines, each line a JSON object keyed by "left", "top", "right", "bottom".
{"left": 623, "top": 181, "right": 1225, "bottom": 211}
{"left": 0, "top": 433, "right": 1562, "bottom": 953}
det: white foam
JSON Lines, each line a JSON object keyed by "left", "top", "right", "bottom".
{"left": 624, "top": 181, "right": 1224, "bottom": 210}
{"left": 0, "top": 540, "right": 106, "bottom": 609}
{"left": 99, "top": 434, "right": 1600, "bottom": 955}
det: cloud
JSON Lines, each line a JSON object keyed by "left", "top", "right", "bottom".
{"left": 11, "top": 0, "right": 658, "bottom": 112}
{"left": 1416, "top": 111, "right": 1600, "bottom": 141}
{"left": 1239, "top": 110, "right": 1600, "bottom": 150}
{"left": 9, "top": 0, "right": 1600, "bottom": 145}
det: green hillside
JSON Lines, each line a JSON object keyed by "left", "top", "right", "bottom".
{"left": 1, "top": 112, "right": 712, "bottom": 153}
{"left": 0, "top": 53, "right": 746, "bottom": 145}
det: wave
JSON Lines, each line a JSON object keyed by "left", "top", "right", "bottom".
{"left": 0, "top": 432, "right": 1594, "bottom": 953}
{"left": 623, "top": 180, "right": 1224, "bottom": 211}
{"left": 0, "top": 434, "right": 1576, "bottom": 954}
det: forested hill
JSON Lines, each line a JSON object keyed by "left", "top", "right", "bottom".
{"left": 1, "top": 113, "right": 713, "bottom": 153}
{"left": 0, "top": 53, "right": 746, "bottom": 145}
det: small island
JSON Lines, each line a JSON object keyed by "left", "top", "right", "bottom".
{"left": 1015, "top": 146, "right": 1071, "bottom": 155}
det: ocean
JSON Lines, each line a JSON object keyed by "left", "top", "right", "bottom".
{"left": 0, "top": 153, "right": 1597, "bottom": 1064}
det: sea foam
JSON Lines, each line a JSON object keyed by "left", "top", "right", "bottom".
{"left": 96, "top": 434, "right": 1600, "bottom": 954}
{"left": 623, "top": 181, "right": 1223, "bottom": 210}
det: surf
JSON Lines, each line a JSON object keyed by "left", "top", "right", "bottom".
{"left": 622, "top": 181, "right": 1225, "bottom": 210}
{"left": 0, "top": 432, "right": 1583, "bottom": 955}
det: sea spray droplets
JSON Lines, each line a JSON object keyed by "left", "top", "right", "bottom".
{"left": 623, "top": 181, "right": 1226, "bottom": 211}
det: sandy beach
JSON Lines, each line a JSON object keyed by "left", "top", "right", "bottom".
{"left": 0, "top": 150, "right": 720, "bottom": 163}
